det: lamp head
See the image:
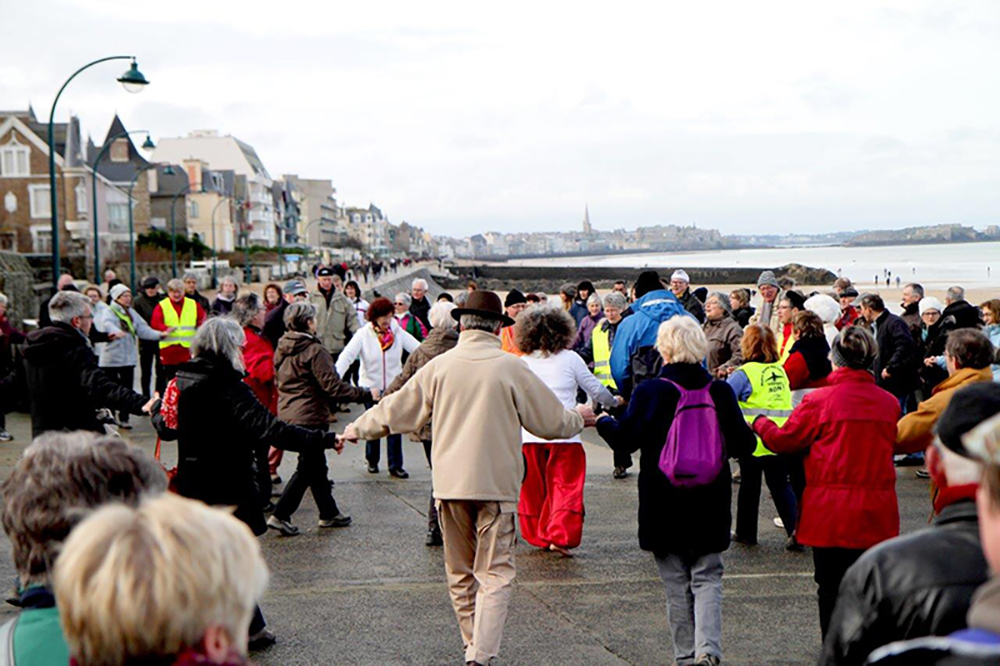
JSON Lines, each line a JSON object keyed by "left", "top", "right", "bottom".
{"left": 141, "top": 135, "right": 155, "bottom": 150}
{"left": 117, "top": 60, "right": 150, "bottom": 94}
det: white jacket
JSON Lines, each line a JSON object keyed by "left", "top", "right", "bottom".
{"left": 335, "top": 320, "right": 420, "bottom": 391}
{"left": 521, "top": 349, "right": 616, "bottom": 444}
{"left": 94, "top": 303, "right": 162, "bottom": 368}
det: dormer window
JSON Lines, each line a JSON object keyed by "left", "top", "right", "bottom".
{"left": 110, "top": 138, "right": 129, "bottom": 163}
{"left": 0, "top": 135, "right": 30, "bottom": 177}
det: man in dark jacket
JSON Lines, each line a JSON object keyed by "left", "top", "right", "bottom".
{"left": 182, "top": 272, "right": 211, "bottom": 313}
{"left": 900, "top": 283, "right": 924, "bottom": 335}
{"left": 669, "top": 269, "right": 706, "bottom": 324}
{"left": 940, "top": 286, "right": 983, "bottom": 334}
{"left": 133, "top": 276, "right": 165, "bottom": 397}
{"left": 37, "top": 273, "right": 76, "bottom": 328}
{"left": 866, "top": 383, "right": 1000, "bottom": 666}
{"left": 23, "top": 291, "right": 151, "bottom": 437}
{"left": 409, "top": 278, "right": 432, "bottom": 332}
{"left": 821, "top": 383, "right": 994, "bottom": 666}
{"left": 858, "top": 293, "right": 918, "bottom": 408}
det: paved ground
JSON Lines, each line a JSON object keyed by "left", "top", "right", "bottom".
{"left": 0, "top": 405, "right": 932, "bottom": 665}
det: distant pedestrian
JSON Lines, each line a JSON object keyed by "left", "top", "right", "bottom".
{"left": 133, "top": 276, "right": 165, "bottom": 396}
{"left": 211, "top": 276, "right": 239, "bottom": 316}
{"left": 573, "top": 293, "right": 604, "bottom": 352}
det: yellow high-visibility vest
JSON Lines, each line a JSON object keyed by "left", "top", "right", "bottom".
{"left": 159, "top": 297, "right": 198, "bottom": 349}
{"left": 738, "top": 361, "right": 793, "bottom": 457}
{"left": 592, "top": 323, "right": 616, "bottom": 390}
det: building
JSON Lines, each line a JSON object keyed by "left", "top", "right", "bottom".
{"left": 0, "top": 108, "right": 132, "bottom": 271}
{"left": 87, "top": 115, "right": 153, "bottom": 241}
{"left": 151, "top": 130, "right": 277, "bottom": 247}
{"left": 280, "top": 175, "right": 351, "bottom": 248}
{"left": 347, "top": 204, "right": 391, "bottom": 254}
{"left": 182, "top": 159, "right": 236, "bottom": 253}
{"left": 149, "top": 163, "right": 190, "bottom": 236}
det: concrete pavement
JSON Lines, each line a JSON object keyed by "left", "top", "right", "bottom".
{"left": 0, "top": 405, "right": 933, "bottom": 665}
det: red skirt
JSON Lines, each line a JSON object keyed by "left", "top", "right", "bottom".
{"left": 518, "top": 443, "right": 586, "bottom": 549}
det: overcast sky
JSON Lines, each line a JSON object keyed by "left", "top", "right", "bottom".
{"left": 3, "top": 1, "right": 999, "bottom": 237}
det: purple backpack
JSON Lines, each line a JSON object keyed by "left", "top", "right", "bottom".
{"left": 658, "top": 379, "right": 725, "bottom": 487}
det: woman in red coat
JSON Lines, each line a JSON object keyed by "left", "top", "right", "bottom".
{"left": 234, "top": 293, "right": 278, "bottom": 508}
{"left": 753, "top": 325, "right": 904, "bottom": 640}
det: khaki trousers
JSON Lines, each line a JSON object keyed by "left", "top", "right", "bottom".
{"left": 437, "top": 499, "right": 517, "bottom": 665}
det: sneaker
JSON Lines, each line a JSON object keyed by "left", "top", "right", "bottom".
{"left": 318, "top": 514, "right": 352, "bottom": 528}
{"left": 248, "top": 629, "right": 277, "bottom": 650}
{"left": 0, "top": 430, "right": 12, "bottom": 442}
{"left": 773, "top": 517, "right": 784, "bottom": 529}
{"left": 266, "top": 515, "right": 300, "bottom": 536}
{"left": 915, "top": 468, "right": 930, "bottom": 479}
{"left": 389, "top": 467, "right": 409, "bottom": 479}
{"left": 426, "top": 530, "right": 443, "bottom": 547}
{"left": 367, "top": 463, "right": 379, "bottom": 474}
{"left": 613, "top": 466, "right": 628, "bottom": 479}
{"left": 695, "top": 655, "right": 720, "bottom": 666}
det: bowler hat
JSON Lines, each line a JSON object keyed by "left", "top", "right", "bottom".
{"left": 452, "top": 290, "right": 515, "bottom": 327}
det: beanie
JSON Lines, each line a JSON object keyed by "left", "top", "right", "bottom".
{"left": 757, "top": 270, "right": 780, "bottom": 289}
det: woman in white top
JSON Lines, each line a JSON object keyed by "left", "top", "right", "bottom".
{"left": 335, "top": 297, "right": 420, "bottom": 478}
{"left": 344, "top": 280, "right": 369, "bottom": 328}
{"left": 517, "top": 304, "right": 619, "bottom": 556}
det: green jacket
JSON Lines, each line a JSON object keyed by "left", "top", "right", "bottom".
{"left": 1, "top": 587, "right": 70, "bottom": 666}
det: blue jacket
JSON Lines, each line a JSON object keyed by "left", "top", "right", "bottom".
{"left": 609, "top": 289, "right": 694, "bottom": 390}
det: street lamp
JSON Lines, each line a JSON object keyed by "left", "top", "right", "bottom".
{"left": 126, "top": 162, "right": 170, "bottom": 292}
{"left": 89, "top": 129, "right": 151, "bottom": 283}
{"left": 168, "top": 181, "right": 193, "bottom": 278}
{"left": 47, "top": 56, "right": 149, "bottom": 290}
{"left": 210, "top": 197, "right": 230, "bottom": 289}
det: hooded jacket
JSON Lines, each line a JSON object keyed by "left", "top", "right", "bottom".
{"left": 274, "top": 331, "right": 368, "bottom": 428}
{"left": 609, "top": 289, "right": 693, "bottom": 394}
{"left": 22, "top": 322, "right": 148, "bottom": 436}
{"left": 153, "top": 353, "right": 338, "bottom": 535}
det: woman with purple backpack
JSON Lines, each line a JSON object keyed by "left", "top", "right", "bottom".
{"left": 596, "top": 316, "right": 756, "bottom": 666}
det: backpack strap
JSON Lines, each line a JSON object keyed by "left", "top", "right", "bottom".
{"left": 0, "top": 616, "right": 19, "bottom": 666}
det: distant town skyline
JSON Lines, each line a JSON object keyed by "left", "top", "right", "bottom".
{"left": 3, "top": 2, "right": 998, "bottom": 237}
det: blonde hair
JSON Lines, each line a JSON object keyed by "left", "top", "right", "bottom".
{"left": 54, "top": 493, "right": 268, "bottom": 666}
{"left": 656, "top": 315, "right": 708, "bottom": 364}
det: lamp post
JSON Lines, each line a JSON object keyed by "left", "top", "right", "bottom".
{"left": 126, "top": 163, "right": 172, "bottom": 292}
{"left": 168, "top": 182, "right": 192, "bottom": 278}
{"left": 47, "top": 56, "right": 149, "bottom": 290}
{"left": 89, "top": 129, "right": 151, "bottom": 283}
{"left": 210, "top": 197, "right": 229, "bottom": 289}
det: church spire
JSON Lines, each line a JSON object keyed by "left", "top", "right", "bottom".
{"left": 583, "top": 204, "right": 592, "bottom": 235}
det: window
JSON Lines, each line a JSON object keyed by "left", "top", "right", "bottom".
{"left": 28, "top": 185, "right": 50, "bottom": 218}
{"left": 189, "top": 201, "right": 200, "bottom": 218}
{"left": 0, "top": 137, "right": 30, "bottom": 177}
{"left": 110, "top": 139, "right": 129, "bottom": 163}
{"left": 108, "top": 203, "right": 129, "bottom": 232}
{"left": 31, "top": 227, "right": 52, "bottom": 253}
{"left": 75, "top": 183, "right": 88, "bottom": 214}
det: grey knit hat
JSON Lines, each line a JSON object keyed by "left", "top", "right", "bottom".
{"left": 757, "top": 270, "right": 780, "bottom": 289}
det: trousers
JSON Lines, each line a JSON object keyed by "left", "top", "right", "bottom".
{"left": 438, "top": 500, "right": 517, "bottom": 665}
{"left": 655, "top": 552, "right": 724, "bottom": 665}
{"left": 139, "top": 340, "right": 162, "bottom": 398}
{"left": 364, "top": 397, "right": 402, "bottom": 470}
{"left": 518, "top": 443, "right": 586, "bottom": 549}
{"left": 735, "top": 454, "right": 798, "bottom": 542}
{"left": 274, "top": 447, "right": 340, "bottom": 521}
{"left": 103, "top": 366, "right": 135, "bottom": 423}
{"left": 422, "top": 440, "right": 439, "bottom": 533}
{"left": 268, "top": 446, "right": 284, "bottom": 475}
{"left": 813, "top": 547, "right": 864, "bottom": 639}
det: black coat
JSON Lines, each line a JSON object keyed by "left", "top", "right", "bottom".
{"left": 596, "top": 362, "right": 756, "bottom": 558}
{"left": 153, "top": 353, "right": 336, "bottom": 536}
{"left": 22, "top": 322, "right": 148, "bottom": 437}
{"left": 677, "top": 289, "right": 706, "bottom": 324}
{"left": 410, "top": 295, "right": 432, "bottom": 333}
{"left": 263, "top": 299, "right": 289, "bottom": 349}
{"left": 874, "top": 311, "right": 919, "bottom": 398}
{"left": 821, "top": 500, "right": 989, "bottom": 666}
{"left": 940, "top": 300, "right": 983, "bottom": 333}
{"left": 732, "top": 305, "right": 755, "bottom": 328}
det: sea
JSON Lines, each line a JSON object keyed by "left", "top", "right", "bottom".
{"left": 508, "top": 241, "right": 1000, "bottom": 289}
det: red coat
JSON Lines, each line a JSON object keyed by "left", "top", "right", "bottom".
{"left": 242, "top": 326, "right": 277, "bottom": 415}
{"left": 753, "top": 367, "right": 902, "bottom": 550}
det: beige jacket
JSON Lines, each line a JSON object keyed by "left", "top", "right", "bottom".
{"left": 353, "top": 329, "right": 584, "bottom": 502}
{"left": 310, "top": 288, "right": 360, "bottom": 355}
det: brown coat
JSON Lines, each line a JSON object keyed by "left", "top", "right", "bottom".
{"left": 275, "top": 331, "right": 368, "bottom": 428}
{"left": 383, "top": 327, "right": 460, "bottom": 441}
{"left": 895, "top": 366, "right": 994, "bottom": 454}
{"left": 704, "top": 315, "right": 743, "bottom": 375}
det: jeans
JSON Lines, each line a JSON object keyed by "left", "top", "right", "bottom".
{"left": 422, "top": 440, "right": 439, "bottom": 534}
{"left": 813, "top": 547, "right": 865, "bottom": 639}
{"left": 655, "top": 552, "right": 724, "bottom": 664}
{"left": 139, "top": 341, "right": 162, "bottom": 398}
{"left": 103, "top": 366, "right": 135, "bottom": 423}
{"left": 735, "top": 454, "right": 798, "bottom": 542}
{"left": 274, "top": 447, "right": 341, "bottom": 522}
{"left": 364, "top": 397, "right": 403, "bottom": 470}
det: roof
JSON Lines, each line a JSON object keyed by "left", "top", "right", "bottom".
{"left": 150, "top": 164, "right": 190, "bottom": 198}
{"left": 87, "top": 115, "right": 150, "bottom": 183}
{"left": 234, "top": 138, "right": 270, "bottom": 179}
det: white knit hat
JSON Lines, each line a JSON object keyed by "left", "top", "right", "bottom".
{"left": 671, "top": 269, "right": 690, "bottom": 283}
{"left": 919, "top": 296, "right": 944, "bottom": 316}
{"left": 109, "top": 283, "right": 130, "bottom": 302}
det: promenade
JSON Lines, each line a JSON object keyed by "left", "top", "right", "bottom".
{"left": 0, "top": 408, "right": 931, "bottom": 665}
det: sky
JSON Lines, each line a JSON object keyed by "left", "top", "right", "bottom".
{"left": 2, "top": 1, "right": 999, "bottom": 238}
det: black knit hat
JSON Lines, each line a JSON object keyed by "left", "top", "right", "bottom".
{"left": 936, "top": 383, "right": 1000, "bottom": 459}
{"left": 504, "top": 289, "right": 526, "bottom": 308}
{"left": 785, "top": 290, "right": 807, "bottom": 311}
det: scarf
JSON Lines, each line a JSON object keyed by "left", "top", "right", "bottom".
{"left": 376, "top": 325, "right": 394, "bottom": 352}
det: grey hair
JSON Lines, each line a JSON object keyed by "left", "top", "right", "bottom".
{"left": 454, "top": 291, "right": 469, "bottom": 308}
{"left": 0, "top": 431, "right": 166, "bottom": 587}
{"left": 0, "top": 292, "right": 7, "bottom": 307}
{"left": 166, "top": 278, "right": 184, "bottom": 293}
{"left": 190, "top": 317, "right": 246, "bottom": 373}
{"left": 428, "top": 302, "right": 457, "bottom": 330}
{"left": 231, "top": 292, "right": 264, "bottom": 327}
{"left": 49, "top": 291, "right": 91, "bottom": 324}
{"left": 706, "top": 291, "right": 733, "bottom": 316}
{"left": 905, "top": 283, "right": 925, "bottom": 298}
{"left": 395, "top": 292, "right": 412, "bottom": 307}
{"left": 411, "top": 278, "right": 428, "bottom": 290}
{"left": 284, "top": 301, "right": 317, "bottom": 333}
{"left": 460, "top": 314, "right": 502, "bottom": 333}
{"left": 182, "top": 272, "right": 199, "bottom": 282}
{"left": 947, "top": 286, "right": 965, "bottom": 303}
{"left": 603, "top": 292, "right": 627, "bottom": 311}
{"left": 586, "top": 293, "right": 602, "bottom": 309}
{"left": 219, "top": 276, "right": 239, "bottom": 290}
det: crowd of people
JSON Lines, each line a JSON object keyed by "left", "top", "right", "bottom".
{"left": 1, "top": 261, "right": 1000, "bottom": 665}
